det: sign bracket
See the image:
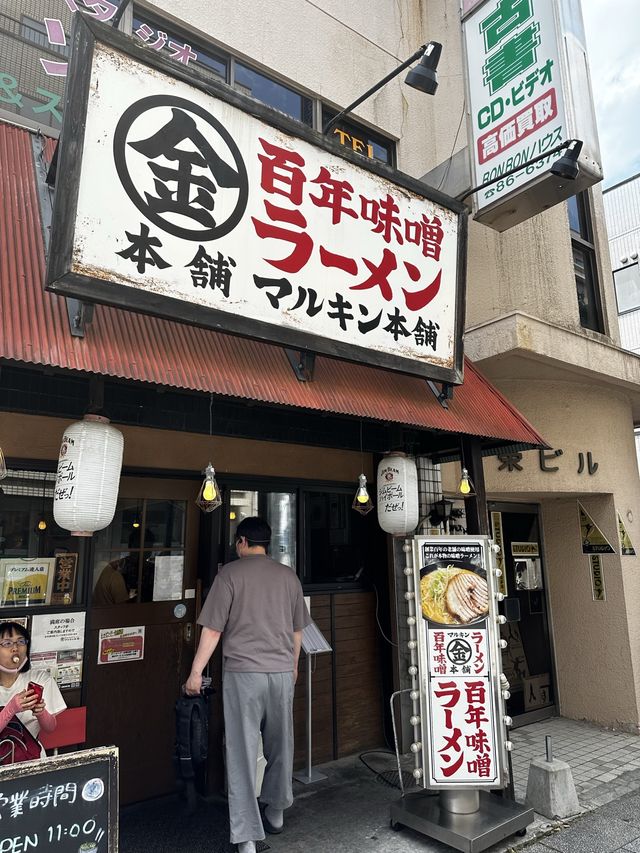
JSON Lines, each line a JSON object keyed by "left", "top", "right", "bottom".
{"left": 285, "top": 349, "right": 316, "bottom": 382}
{"left": 66, "top": 298, "right": 95, "bottom": 338}
{"left": 426, "top": 380, "right": 454, "bottom": 409}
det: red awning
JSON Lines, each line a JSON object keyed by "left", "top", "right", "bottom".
{"left": 0, "top": 121, "right": 545, "bottom": 448}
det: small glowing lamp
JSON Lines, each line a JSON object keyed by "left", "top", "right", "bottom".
{"left": 196, "top": 463, "right": 222, "bottom": 513}
{"left": 352, "top": 474, "right": 374, "bottom": 516}
{"left": 457, "top": 467, "right": 475, "bottom": 497}
{"left": 37, "top": 518, "right": 47, "bottom": 532}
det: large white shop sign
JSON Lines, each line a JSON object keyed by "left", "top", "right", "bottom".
{"left": 46, "top": 17, "right": 467, "bottom": 385}
{"left": 461, "top": 0, "right": 602, "bottom": 231}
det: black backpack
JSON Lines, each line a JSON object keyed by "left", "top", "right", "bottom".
{"left": 174, "top": 694, "right": 209, "bottom": 811}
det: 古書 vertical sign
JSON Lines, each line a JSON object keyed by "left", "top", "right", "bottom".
{"left": 46, "top": 16, "right": 467, "bottom": 385}
{"left": 461, "top": 0, "right": 602, "bottom": 231}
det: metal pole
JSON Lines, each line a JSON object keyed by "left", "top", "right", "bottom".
{"left": 323, "top": 45, "right": 428, "bottom": 135}
{"left": 440, "top": 789, "right": 480, "bottom": 814}
{"left": 293, "top": 652, "right": 327, "bottom": 784}
{"left": 306, "top": 653, "right": 313, "bottom": 779}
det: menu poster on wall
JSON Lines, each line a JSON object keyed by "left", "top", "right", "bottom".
{"left": 0, "top": 558, "right": 55, "bottom": 606}
{"left": 98, "top": 626, "right": 145, "bottom": 664}
{"left": 0, "top": 616, "right": 28, "bottom": 629}
{"left": 31, "top": 612, "right": 86, "bottom": 690}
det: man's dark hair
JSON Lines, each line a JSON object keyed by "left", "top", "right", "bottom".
{"left": 0, "top": 621, "right": 31, "bottom": 672}
{"left": 236, "top": 517, "right": 271, "bottom": 549}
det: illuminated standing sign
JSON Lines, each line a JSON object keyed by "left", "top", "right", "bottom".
{"left": 462, "top": 0, "right": 602, "bottom": 231}
{"left": 413, "top": 536, "right": 508, "bottom": 788}
{"left": 47, "top": 17, "right": 467, "bottom": 384}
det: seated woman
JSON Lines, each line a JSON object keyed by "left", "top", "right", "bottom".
{"left": 0, "top": 621, "right": 66, "bottom": 761}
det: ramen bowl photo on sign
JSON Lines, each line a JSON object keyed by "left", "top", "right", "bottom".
{"left": 420, "top": 560, "right": 489, "bottom": 625}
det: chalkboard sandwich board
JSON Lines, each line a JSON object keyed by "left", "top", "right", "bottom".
{"left": 0, "top": 746, "right": 118, "bottom": 852}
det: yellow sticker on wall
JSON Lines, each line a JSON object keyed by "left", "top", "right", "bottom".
{"left": 617, "top": 513, "right": 636, "bottom": 556}
{"left": 578, "top": 502, "right": 616, "bottom": 555}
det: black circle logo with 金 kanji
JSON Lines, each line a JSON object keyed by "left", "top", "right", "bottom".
{"left": 446, "top": 638, "right": 472, "bottom": 666}
{"left": 113, "top": 95, "right": 249, "bottom": 242}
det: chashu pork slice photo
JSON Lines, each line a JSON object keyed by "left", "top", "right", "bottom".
{"left": 445, "top": 571, "right": 489, "bottom": 623}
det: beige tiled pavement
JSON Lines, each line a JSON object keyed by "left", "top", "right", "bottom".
{"left": 510, "top": 716, "right": 640, "bottom": 811}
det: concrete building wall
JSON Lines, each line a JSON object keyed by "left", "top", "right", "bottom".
{"left": 480, "top": 379, "right": 640, "bottom": 729}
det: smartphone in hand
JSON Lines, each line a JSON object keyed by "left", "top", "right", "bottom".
{"left": 27, "top": 682, "right": 44, "bottom": 703}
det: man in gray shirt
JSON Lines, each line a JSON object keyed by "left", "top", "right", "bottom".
{"left": 186, "top": 516, "right": 310, "bottom": 853}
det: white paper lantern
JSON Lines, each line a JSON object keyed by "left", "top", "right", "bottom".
{"left": 53, "top": 414, "right": 124, "bottom": 536}
{"left": 377, "top": 452, "right": 419, "bottom": 534}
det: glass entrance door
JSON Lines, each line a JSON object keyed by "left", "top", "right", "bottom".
{"left": 489, "top": 503, "right": 557, "bottom": 725}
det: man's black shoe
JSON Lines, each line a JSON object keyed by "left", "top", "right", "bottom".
{"left": 261, "top": 806, "right": 284, "bottom": 835}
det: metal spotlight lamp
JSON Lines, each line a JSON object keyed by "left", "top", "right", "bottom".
{"left": 404, "top": 41, "right": 442, "bottom": 95}
{"left": 550, "top": 139, "right": 583, "bottom": 181}
{"left": 323, "top": 41, "right": 443, "bottom": 138}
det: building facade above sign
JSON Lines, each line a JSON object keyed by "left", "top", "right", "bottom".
{"left": 46, "top": 18, "right": 467, "bottom": 384}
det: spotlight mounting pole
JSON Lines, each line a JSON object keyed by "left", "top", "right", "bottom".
{"left": 323, "top": 42, "right": 440, "bottom": 136}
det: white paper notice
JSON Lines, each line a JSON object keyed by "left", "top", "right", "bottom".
{"left": 31, "top": 612, "right": 86, "bottom": 652}
{"left": 152, "top": 555, "right": 184, "bottom": 601}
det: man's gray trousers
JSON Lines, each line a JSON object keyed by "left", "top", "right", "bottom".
{"left": 223, "top": 671, "right": 295, "bottom": 844}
